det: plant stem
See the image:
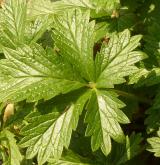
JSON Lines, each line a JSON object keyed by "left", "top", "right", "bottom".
{"left": 111, "top": 89, "right": 152, "bottom": 105}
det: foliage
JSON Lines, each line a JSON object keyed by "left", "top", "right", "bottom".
{"left": 147, "top": 129, "right": 160, "bottom": 157}
{"left": 0, "top": 0, "right": 160, "bottom": 164}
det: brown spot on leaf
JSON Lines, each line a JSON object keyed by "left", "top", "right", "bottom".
{"left": 3, "top": 103, "right": 14, "bottom": 123}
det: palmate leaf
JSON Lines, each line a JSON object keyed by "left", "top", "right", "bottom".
{"left": 83, "top": 27, "right": 145, "bottom": 155}
{"left": 96, "top": 29, "right": 147, "bottom": 88}
{"left": 0, "top": 130, "right": 22, "bottom": 165}
{"left": 0, "top": 8, "right": 148, "bottom": 163}
{"left": 53, "top": 9, "right": 95, "bottom": 81}
{"left": 0, "top": 44, "right": 84, "bottom": 102}
{"left": 85, "top": 90, "right": 130, "bottom": 156}
{"left": 19, "top": 91, "right": 91, "bottom": 164}
{"left": 147, "top": 129, "right": 160, "bottom": 157}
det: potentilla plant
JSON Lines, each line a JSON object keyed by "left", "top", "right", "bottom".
{"left": 0, "top": 0, "right": 160, "bottom": 165}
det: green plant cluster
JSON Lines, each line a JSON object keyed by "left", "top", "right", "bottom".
{"left": 0, "top": 0, "right": 160, "bottom": 164}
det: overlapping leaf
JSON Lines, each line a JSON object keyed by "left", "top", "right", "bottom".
{"left": 0, "top": 0, "right": 51, "bottom": 50}
{"left": 51, "top": 9, "right": 147, "bottom": 157}
{"left": 25, "top": 15, "right": 52, "bottom": 44}
{"left": 85, "top": 90, "right": 129, "bottom": 156}
{"left": 0, "top": 44, "right": 84, "bottom": 102}
{"left": 53, "top": 10, "right": 95, "bottom": 81}
{"left": 0, "top": 2, "right": 153, "bottom": 164}
{"left": 96, "top": 29, "right": 147, "bottom": 88}
{"left": 19, "top": 91, "right": 91, "bottom": 164}
{"left": 0, "top": 0, "right": 27, "bottom": 49}
{"left": 129, "top": 68, "right": 160, "bottom": 87}
{"left": 27, "top": 0, "right": 120, "bottom": 18}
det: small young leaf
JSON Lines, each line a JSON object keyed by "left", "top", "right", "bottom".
{"left": 147, "top": 129, "right": 160, "bottom": 157}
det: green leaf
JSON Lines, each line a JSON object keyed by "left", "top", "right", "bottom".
{"left": 0, "top": 130, "right": 22, "bottom": 165}
{"left": 145, "top": 91, "right": 160, "bottom": 133}
{"left": 0, "top": 0, "right": 51, "bottom": 50}
{"left": 91, "top": 0, "right": 120, "bottom": 17}
{"left": 48, "top": 150, "right": 95, "bottom": 165}
{"left": 25, "top": 15, "right": 52, "bottom": 44}
{"left": 51, "top": 0, "right": 94, "bottom": 12}
{"left": 0, "top": 0, "right": 27, "bottom": 49}
{"left": 96, "top": 29, "right": 147, "bottom": 88}
{"left": 27, "top": 0, "right": 57, "bottom": 18}
{"left": 106, "top": 133, "right": 143, "bottom": 165}
{"left": 144, "top": 22, "right": 160, "bottom": 68}
{"left": 145, "top": 108, "right": 160, "bottom": 134}
{"left": 53, "top": 9, "right": 95, "bottom": 81}
{"left": 94, "top": 22, "right": 109, "bottom": 43}
{"left": 19, "top": 91, "right": 91, "bottom": 164}
{"left": 147, "top": 129, "right": 160, "bottom": 157}
{"left": 27, "top": 0, "right": 120, "bottom": 18}
{"left": 0, "top": 44, "right": 84, "bottom": 102}
{"left": 109, "top": 11, "right": 137, "bottom": 32}
{"left": 129, "top": 68, "right": 150, "bottom": 85}
{"left": 85, "top": 90, "right": 129, "bottom": 156}
{"left": 27, "top": 0, "right": 93, "bottom": 19}
{"left": 129, "top": 68, "right": 160, "bottom": 87}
